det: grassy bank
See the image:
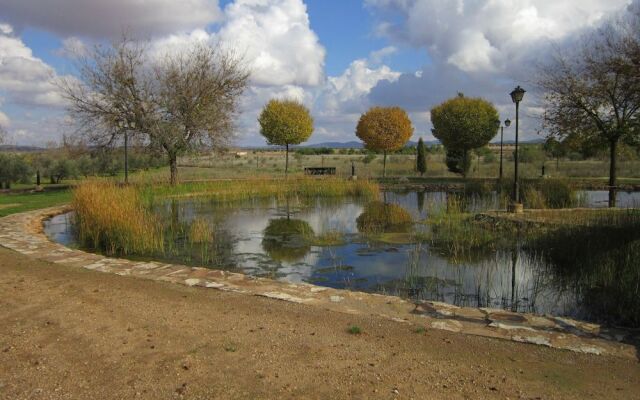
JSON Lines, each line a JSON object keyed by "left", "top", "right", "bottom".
{"left": 0, "top": 190, "right": 71, "bottom": 217}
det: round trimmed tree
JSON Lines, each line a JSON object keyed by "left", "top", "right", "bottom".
{"left": 258, "top": 99, "right": 314, "bottom": 175}
{"left": 430, "top": 95, "right": 499, "bottom": 177}
{"left": 356, "top": 107, "right": 414, "bottom": 177}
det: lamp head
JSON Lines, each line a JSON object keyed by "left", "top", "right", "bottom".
{"left": 510, "top": 86, "right": 526, "bottom": 103}
{"left": 505, "top": 118, "right": 511, "bottom": 127}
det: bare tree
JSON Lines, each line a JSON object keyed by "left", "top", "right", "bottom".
{"left": 58, "top": 36, "right": 248, "bottom": 185}
{"left": 538, "top": 9, "right": 640, "bottom": 207}
{"left": 57, "top": 35, "right": 149, "bottom": 147}
{"left": 148, "top": 44, "right": 249, "bottom": 184}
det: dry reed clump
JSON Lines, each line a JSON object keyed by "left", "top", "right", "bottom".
{"left": 150, "top": 177, "right": 380, "bottom": 202}
{"left": 72, "top": 181, "right": 163, "bottom": 255}
{"left": 356, "top": 201, "right": 413, "bottom": 234}
{"left": 189, "top": 217, "right": 214, "bottom": 244}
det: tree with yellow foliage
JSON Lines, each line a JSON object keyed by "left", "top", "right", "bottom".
{"left": 258, "top": 99, "right": 314, "bottom": 175}
{"left": 356, "top": 107, "right": 414, "bottom": 177}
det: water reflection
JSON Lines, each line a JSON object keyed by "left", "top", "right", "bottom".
{"left": 43, "top": 189, "right": 640, "bottom": 327}
{"left": 262, "top": 218, "right": 314, "bottom": 263}
{"left": 356, "top": 202, "right": 413, "bottom": 234}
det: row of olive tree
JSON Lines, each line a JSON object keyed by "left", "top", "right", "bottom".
{"left": 59, "top": 36, "right": 249, "bottom": 185}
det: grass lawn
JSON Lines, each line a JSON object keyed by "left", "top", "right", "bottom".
{"left": 0, "top": 190, "right": 71, "bottom": 217}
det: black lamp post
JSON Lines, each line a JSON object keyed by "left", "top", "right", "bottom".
{"left": 117, "top": 119, "right": 135, "bottom": 184}
{"left": 509, "top": 86, "right": 525, "bottom": 210}
{"left": 499, "top": 118, "right": 511, "bottom": 180}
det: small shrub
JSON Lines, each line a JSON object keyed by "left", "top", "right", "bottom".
{"left": 347, "top": 325, "right": 362, "bottom": 335}
{"left": 224, "top": 342, "right": 238, "bottom": 352}
{"left": 536, "top": 179, "right": 576, "bottom": 208}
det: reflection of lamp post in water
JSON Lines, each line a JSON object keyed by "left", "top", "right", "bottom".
{"left": 510, "top": 248, "right": 518, "bottom": 312}
{"left": 499, "top": 119, "right": 511, "bottom": 180}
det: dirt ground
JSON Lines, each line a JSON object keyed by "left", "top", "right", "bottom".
{"left": 0, "top": 246, "right": 638, "bottom": 400}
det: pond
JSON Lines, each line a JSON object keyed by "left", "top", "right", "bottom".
{"left": 44, "top": 189, "right": 640, "bottom": 327}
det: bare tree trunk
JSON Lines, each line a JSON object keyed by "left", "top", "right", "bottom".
{"left": 169, "top": 154, "right": 178, "bottom": 186}
{"left": 608, "top": 139, "right": 618, "bottom": 208}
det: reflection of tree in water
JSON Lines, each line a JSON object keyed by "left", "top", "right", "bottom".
{"left": 262, "top": 218, "right": 314, "bottom": 263}
{"left": 416, "top": 191, "right": 425, "bottom": 214}
{"left": 153, "top": 200, "right": 237, "bottom": 268}
{"left": 356, "top": 201, "right": 413, "bottom": 234}
{"left": 528, "top": 221, "right": 640, "bottom": 328}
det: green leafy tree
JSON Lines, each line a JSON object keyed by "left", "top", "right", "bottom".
{"left": 416, "top": 137, "right": 427, "bottom": 176}
{"left": 356, "top": 107, "right": 414, "bottom": 177}
{"left": 49, "top": 159, "right": 78, "bottom": 183}
{"left": 0, "top": 154, "right": 32, "bottom": 189}
{"left": 430, "top": 95, "right": 499, "bottom": 177}
{"left": 258, "top": 99, "right": 314, "bottom": 175}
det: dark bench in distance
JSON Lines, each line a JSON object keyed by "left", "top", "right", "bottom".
{"left": 304, "top": 167, "right": 336, "bottom": 176}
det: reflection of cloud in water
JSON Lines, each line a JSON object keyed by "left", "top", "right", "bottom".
{"left": 302, "top": 202, "right": 363, "bottom": 234}
{"left": 52, "top": 195, "right": 590, "bottom": 321}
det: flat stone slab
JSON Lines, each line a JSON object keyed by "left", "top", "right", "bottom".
{"left": 0, "top": 205, "right": 638, "bottom": 360}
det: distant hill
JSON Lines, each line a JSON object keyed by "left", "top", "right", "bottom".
{"left": 0, "top": 145, "right": 44, "bottom": 152}
{"left": 239, "top": 138, "right": 543, "bottom": 150}
{"left": 296, "top": 140, "right": 442, "bottom": 149}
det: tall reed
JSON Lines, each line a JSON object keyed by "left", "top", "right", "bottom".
{"left": 72, "top": 181, "right": 163, "bottom": 255}
{"left": 144, "top": 177, "right": 380, "bottom": 203}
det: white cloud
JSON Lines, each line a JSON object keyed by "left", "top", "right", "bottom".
{"left": 369, "top": 46, "right": 397, "bottom": 64}
{"left": 366, "top": 0, "right": 632, "bottom": 72}
{"left": 320, "top": 57, "right": 401, "bottom": 116}
{"left": 363, "top": 0, "right": 634, "bottom": 140}
{"left": 0, "top": 26, "right": 65, "bottom": 108}
{"left": 217, "top": 0, "right": 326, "bottom": 87}
{"left": 0, "top": 0, "right": 222, "bottom": 38}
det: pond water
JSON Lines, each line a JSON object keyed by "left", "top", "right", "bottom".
{"left": 44, "top": 190, "right": 640, "bottom": 327}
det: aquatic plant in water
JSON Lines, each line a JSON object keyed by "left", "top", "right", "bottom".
{"left": 527, "top": 210, "right": 640, "bottom": 328}
{"left": 356, "top": 201, "right": 413, "bottom": 234}
{"left": 72, "top": 181, "right": 163, "bottom": 255}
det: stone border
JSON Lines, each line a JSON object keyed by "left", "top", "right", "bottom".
{"left": 0, "top": 206, "right": 637, "bottom": 359}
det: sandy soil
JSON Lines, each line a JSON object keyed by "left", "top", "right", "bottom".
{"left": 0, "top": 246, "right": 638, "bottom": 400}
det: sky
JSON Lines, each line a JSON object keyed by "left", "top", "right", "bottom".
{"left": 0, "top": 0, "right": 636, "bottom": 147}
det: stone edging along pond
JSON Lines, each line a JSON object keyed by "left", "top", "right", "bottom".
{"left": 0, "top": 206, "right": 638, "bottom": 360}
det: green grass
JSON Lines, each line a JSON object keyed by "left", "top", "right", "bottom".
{"left": 0, "top": 190, "right": 71, "bottom": 217}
